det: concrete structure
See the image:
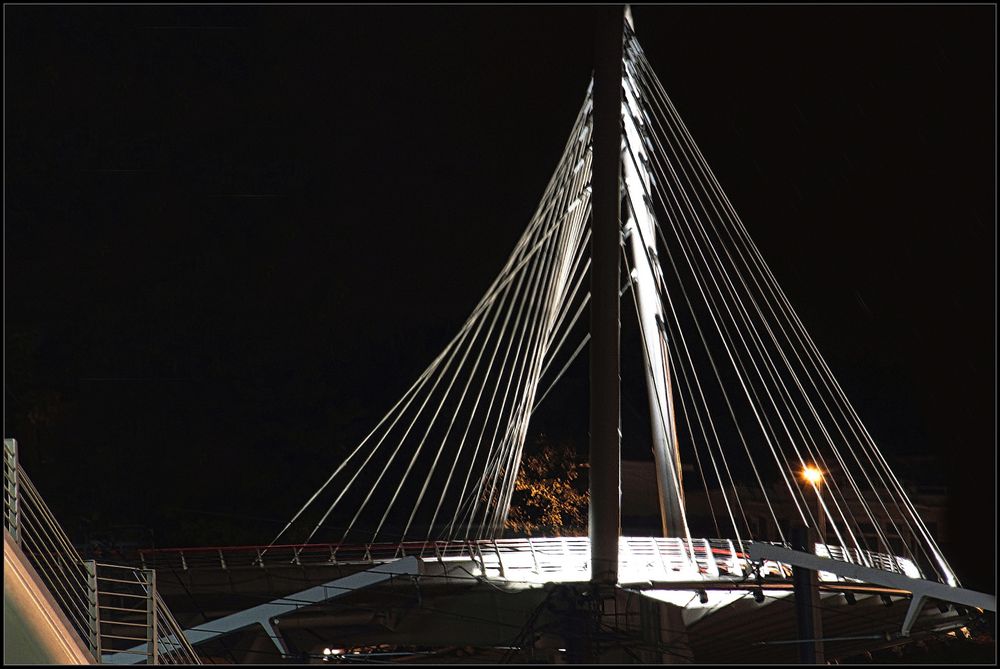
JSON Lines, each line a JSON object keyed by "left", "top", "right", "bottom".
{"left": 4, "top": 531, "right": 95, "bottom": 664}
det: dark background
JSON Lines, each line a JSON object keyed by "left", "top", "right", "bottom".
{"left": 5, "top": 6, "right": 994, "bottom": 591}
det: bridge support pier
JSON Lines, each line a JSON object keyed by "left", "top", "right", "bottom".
{"left": 636, "top": 593, "right": 692, "bottom": 664}
{"left": 791, "top": 527, "right": 825, "bottom": 664}
{"left": 590, "top": 587, "right": 693, "bottom": 663}
{"left": 589, "top": 0, "right": 624, "bottom": 590}
{"left": 541, "top": 584, "right": 693, "bottom": 663}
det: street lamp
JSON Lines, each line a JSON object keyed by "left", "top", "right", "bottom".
{"left": 801, "top": 465, "right": 822, "bottom": 486}
{"left": 801, "top": 465, "right": 826, "bottom": 540}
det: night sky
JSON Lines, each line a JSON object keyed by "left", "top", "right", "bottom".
{"left": 5, "top": 6, "right": 994, "bottom": 590}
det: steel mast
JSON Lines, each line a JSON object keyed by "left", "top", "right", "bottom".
{"left": 621, "top": 8, "right": 687, "bottom": 537}
{"left": 589, "top": 4, "right": 625, "bottom": 586}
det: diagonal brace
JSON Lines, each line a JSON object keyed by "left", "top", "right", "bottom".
{"left": 747, "top": 543, "right": 994, "bottom": 636}
{"left": 102, "top": 556, "right": 420, "bottom": 663}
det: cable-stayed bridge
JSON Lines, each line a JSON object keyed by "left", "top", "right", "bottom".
{"left": 253, "top": 13, "right": 959, "bottom": 579}
{"left": 7, "top": 7, "right": 992, "bottom": 664}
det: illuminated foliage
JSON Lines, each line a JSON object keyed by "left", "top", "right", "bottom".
{"left": 505, "top": 436, "right": 589, "bottom": 537}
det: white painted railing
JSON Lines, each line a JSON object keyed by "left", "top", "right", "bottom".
{"left": 139, "top": 535, "right": 921, "bottom": 587}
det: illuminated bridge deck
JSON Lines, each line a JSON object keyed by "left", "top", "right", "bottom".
{"left": 138, "top": 536, "right": 922, "bottom": 585}
{"left": 113, "top": 537, "right": 979, "bottom": 664}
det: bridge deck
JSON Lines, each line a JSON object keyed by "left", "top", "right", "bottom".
{"left": 115, "top": 537, "right": 974, "bottom": 663}
{"left": 138, "top": 536, "right": 922, "bottom": 584}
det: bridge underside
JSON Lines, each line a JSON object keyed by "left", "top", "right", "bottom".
{"left": 153, "top": 569, "right": 969, "bottom": 664}
{"left": 137, "top": 540, "right": 972, "bottom": 664}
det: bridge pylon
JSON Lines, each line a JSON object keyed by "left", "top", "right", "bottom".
{"left": 589, "top": 3, "right": 625, "bottom": 587}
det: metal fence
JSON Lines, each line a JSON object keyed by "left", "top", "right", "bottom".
{"left": 4, "top": 438, "right": 99, "bottom": 655}
{"left": 3, "top": 438, "right": 200, "bottom": 665}
{"left": 91, "top": 563, "right": 200, "bottom": 665}
{"left": 4, "top": 437, "right": 19, "bottom": 541}
{"left": 137, "top": 534, "right": 920, "bottom": 587}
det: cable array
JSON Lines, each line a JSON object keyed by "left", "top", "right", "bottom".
{"left": 621, "top": 26, "right": 956, "bottom": 586}
{"left": 269, "top": 87, "right": 595, "bottom": 549}
{"left": 268, "top": 26, "right": 957, "bottom": 590}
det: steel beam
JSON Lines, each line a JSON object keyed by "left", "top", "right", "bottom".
{"left": 103, "top": 557, "right": 420, "bottom": 664}
{"left": 747, "top": 542, "right": 996, "bottom": 636}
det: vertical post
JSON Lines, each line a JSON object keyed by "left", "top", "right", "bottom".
{"left": 85, "top": 560, "right": 102, "bottom": 660}
{"left": 816, "top": 486, "right": 827, "bottom": 541}
{"left": 590, "top": 4, "right": 624, "bottom": 587}
{"left": 146, "top": 569, "right": 158, "bottom": 664}
{"left": 3, "top": 439, "right": 18, "bottom": 545}
{"left": 3, "top": 438, "right": 19, "bottom": 543}
{"left": 791, "top": 527, "right": 825, "bottom": 664}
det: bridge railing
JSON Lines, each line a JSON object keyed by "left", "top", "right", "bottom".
{"left": 4, "top": 438, "right": 99, "bottom": 657}
{"left": 3, "top": 438, "right": 200, "bottom": 665}
{"left": 91, "top": 562, "right": 200, "bottom": 665}
{"left": 137, "top": 535, "right": 918, "bottom": 587}
{"left": 136, "top": 540, "right": 477, "bottom": 571}
{"left": 816, "top": 542, "right": 921, "bottom": 579}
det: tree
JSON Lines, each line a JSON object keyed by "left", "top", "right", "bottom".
{"left": 505, "top": 435, "right": 588, "bottom": 537}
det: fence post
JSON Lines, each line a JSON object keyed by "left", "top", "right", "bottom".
{"left": 3, "top": 438, "right": 19, "bottom": 543}
{"left": 85, "top": 560, "right": 102, "bottom": 660}
{"left": 146, "top": 569, "right": 158, "bottom": 664}
{"left": 528, "top": 538, "right": 541, "bottom": 575}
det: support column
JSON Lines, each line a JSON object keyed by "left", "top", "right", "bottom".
{"left": 590, "top": 4, "right": 624, "bottom": 587}
{"left": 791, "top": 527, "right": 825, "bottom": 664}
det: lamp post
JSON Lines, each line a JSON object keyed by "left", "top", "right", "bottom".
{"left": 796, "top": 465, "right": 827, "bottom": 664}
{"left": 801, "top": 465, "right": 826, "bottom": 541}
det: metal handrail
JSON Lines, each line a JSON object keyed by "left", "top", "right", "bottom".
{"left": 4, "top": 439, "right": 98, "bottom": 656}
{"left": 152, "top": 591, "right": 201, "bottom": 665}
{"left": 4, "top": 438, "right": 200, "bottom": 665}
{"left": 94, "top": 563, "right": 200, "bottom": 665}
{"left": 4, "top": 438, "right": 18, "bottom": 541}
{"left": 137, "top": 535, "right": 919, "bottom": 586}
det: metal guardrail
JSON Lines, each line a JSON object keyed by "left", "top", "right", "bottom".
{"left": 4, "top": 438, "right": 99, "bottom": 656}
{"left": 4, "top": 437, "right": 19, "bottom": 541}
{"left": 3, "top": 438, "right": 200, "bottom": 665}
{"left": 138, "top": 540, "right": 500, "bottom": 571}
{"left": 138, "top": 535, "right": 920, "bottom": 586}
{"left": 92, "top": 563, "right": 200, "bottom": 665}
{"left": 817, "top": 542, "right": 920, "bottom": 579}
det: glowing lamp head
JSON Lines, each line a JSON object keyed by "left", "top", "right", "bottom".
{"left": 802, "top": 465, "right": 823, "bottom": 486}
